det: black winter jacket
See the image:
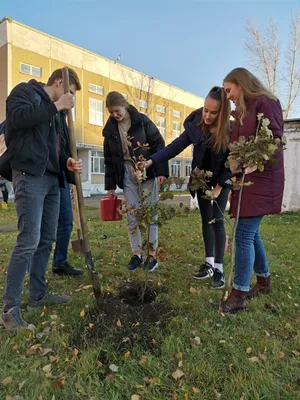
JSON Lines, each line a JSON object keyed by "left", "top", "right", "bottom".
{"left": 5, "top": 80, "right": 70, "bottom": 186}
{"left": 103, "top": 105, "right": 169, "bottom": 190}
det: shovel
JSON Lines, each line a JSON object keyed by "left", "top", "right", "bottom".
{"left": 63, "top": 67, "right": 101, "bottom": 308}
{"left": 71, "top": 188, "right": 84, "bottom": 253}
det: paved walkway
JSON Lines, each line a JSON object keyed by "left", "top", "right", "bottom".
{"left": 84, "top": 193, "right": 192, "bottom": 208}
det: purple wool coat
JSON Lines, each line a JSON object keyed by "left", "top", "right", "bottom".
{"left": 230, "top": 95, "right": 284, "bottom": 218}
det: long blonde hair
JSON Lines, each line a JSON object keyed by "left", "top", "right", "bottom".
{"left": 223, "top": 67, "right": 277, "bottom": 124}
{"left": 200, "top": 86, "right": 231, "bottom": 153}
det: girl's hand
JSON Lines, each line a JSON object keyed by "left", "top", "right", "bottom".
{"left": 211, "top": 184, "right": 222, "bottom": 199}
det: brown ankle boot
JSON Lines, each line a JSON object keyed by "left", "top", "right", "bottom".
{"left": 221, "top": 288, "right": 248, "bottom": 313}
{"left": 246, "top": 276, "right": 272, "bottom": 299}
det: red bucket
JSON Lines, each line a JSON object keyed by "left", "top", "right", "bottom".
{"left": 100, "top": 196, "right": 122, "bottom": 221}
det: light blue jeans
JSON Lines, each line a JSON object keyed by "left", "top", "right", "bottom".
{"left": 233, "top": 216, "right": 270, "bottom": 292}
{"left": 123, "top": 163, "right": 158, "bottom": 253}
{"left": 3, "top": 170, "right": 60, "bottom": 311}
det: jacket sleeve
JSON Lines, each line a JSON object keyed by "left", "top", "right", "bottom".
{"left": 216, "top": 150, "right": 232, "bottom": 186}
{"left": 104, "top": 137, "right": 117, "bottom": 190}
{"left": 142, "top": 117, "right": 169, "bottom": 177}
{"left": 256, "top": 97, "right": 284, "bottom": 139}
{"left": 150, "top": 130, "right": 192, "bottom": 167}
{"left": 6, "top": 84, "right": 58, "bottom": 131}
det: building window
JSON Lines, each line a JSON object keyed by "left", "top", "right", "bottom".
{"left": 137, "top": 99, "right": 148, "bottom": 109}
{"left": 88, "top": 83, "right": 104, "bottom": 95}
{"left": 173, "top": 110, "right": 181, "bottom": 118}
{"left": 156, "top": 116, "right": 166, "bottom": 138}
{"left": 186, "top": 161, "right": 192, "bottom": 176}
{"left": 173, "top": 121, "right": 181, "bottom": 138}
{"left": 91, "top": 151, "right": 105, "bottom": 173}
{"left": 156, "top": 105, "right": 166, "bottom": 113}
{"left": 20, "top": 62, "right": 42, "bottom": 77}
{"left": 89, "top": 98, "right": 104, "bottom": 126}
{"left": 121, "top": 93, "right": 128, "bottom": 100}
{"left": 171, "top": 160, "right": 181, "bottom": 177}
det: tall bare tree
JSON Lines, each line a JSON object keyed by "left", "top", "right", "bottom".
{"left": 245, "top": 19, "right": 280, "bottom": 94}
{"left": 245, "top": 12, "right": 300, "bottom": 119}
{"left": 284, "top": 12, "right": 300, "bottom": 118}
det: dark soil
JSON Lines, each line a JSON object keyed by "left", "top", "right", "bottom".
{"left": 70, "top": 279, "right": 177, "bottom": 359}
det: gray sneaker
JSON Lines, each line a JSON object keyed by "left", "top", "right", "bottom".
{"left": 0, "top": 306, "right": 29, "bottom": 331}
{"left": 28, "top": 293, "right": 71, "bottom": 307}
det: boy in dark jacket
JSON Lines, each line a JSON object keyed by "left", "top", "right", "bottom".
{"left": 1, "top": 68, "right": 82, "bottom": 331}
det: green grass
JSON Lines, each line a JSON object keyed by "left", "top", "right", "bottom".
{"left": 0, "top": 204, "right": 299, "bottom": 400}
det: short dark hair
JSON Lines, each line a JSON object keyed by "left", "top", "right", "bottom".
{"left": 47, "top": 67, "right": 81, "bottom": 91}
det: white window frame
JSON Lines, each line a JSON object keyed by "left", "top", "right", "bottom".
{"left": 173, "top": 110, "right": 181, "bottom": 118}
{"left": 88, "top": 83, "right": 104, "bottom": 95}
{"left": 156, "top": 104, "right": 166, "bottom": 113}
{"left": 173, "top": 121, "right": 181, "bottom": 138}
{"left": 137, "top": 99, "right": 148, "bottom": 109}
{"left": 171, "top": 160, "right": 181, "bottom": 177}
{"left": 91, "top": 151, "right": 105, "bottom": 174}
{"left": 89, "top": 98, "right": 104, "bottom": 126}
{"left": 156, "top": 116, "right": 166, "bottom": 138}
{"left": 185, "top": 161, "right": 192, "bottom": 177}
{"left": 20, "top": 62, "right": 42, "bottom": 77}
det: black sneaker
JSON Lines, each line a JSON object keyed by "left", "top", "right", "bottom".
{"left": 211, "top": 268, "right": 225, "bottom": 289}
{"left": 143, "top": 256, "right": 159, "bottom": 272}
{"left": 52, "top": 262, "right": 83, "bottom": 276}
{"left": 127, "top": 255, "right": 143, "bottom": 271}
{"left": 193, "top": 262, "right": 214, "bottom": 280}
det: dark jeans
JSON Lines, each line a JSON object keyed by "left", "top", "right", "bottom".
{"left": 233, "top": 216, "right": 269, "bottom": 291}
{"left": 197, "top": 186, "right": 230, "bottom": 264}
{"left": 52, "top": 174, "right": 73, "bottom": 266}
{"left": 2, "top": 170, "right": 60, "bottom": 311}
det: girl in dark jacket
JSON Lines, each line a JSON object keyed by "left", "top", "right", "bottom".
{"left": 139, "top": 87, "right": 231, "bottom": 289}
{"left": 222, "top": 67, "right": 284, "bottom": 313}
{"left": 103, "top": 92, "right": 169, "bottom": 272}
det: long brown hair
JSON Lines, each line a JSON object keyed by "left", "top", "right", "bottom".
{"left": 106, "top": 91, "right": 129, "bottom": 108}
{"left": 223, "top": 67, "right": 277, "bottom": 124}
{"left": 200, "top": 86, "right": 231, "bottom": 153}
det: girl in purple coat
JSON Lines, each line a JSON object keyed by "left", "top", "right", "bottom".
{"left": 139, "top": 87, "right": 232, "bottom": 289}
{"left": 222, "top": 67, "right": 284, "bottom": 313}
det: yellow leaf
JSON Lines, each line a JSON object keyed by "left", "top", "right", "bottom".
{"left": 50, "top": 315, "right": 57, "bottom": 321}
{"left": 74, "top": 348, "right": 79, "bottom": 357}
{"left": 1, "top": 376, "right": 12, "bottom": 385}
{"left": 246, "top": 347, "right": 252, "bottom": 354}
{"left": 139, "top": 355, "right": 148, "bottom": 365}
{"left": 192, "top": 387, "right": 199, "bottom": 393}
{"left": 178, "top": 360, "right": 183, "bottom": 368}
{"left": 40, "top": 312, "right": 45, "bottom": 317}
{"left": 42, "top": 364, "right": 52, "bottom": 373}
{"left": 116, "top": 319, "right": 122, "bottom": 327}
{"left": 189, "top": 287, "right": 197, "bottom": 294}
{"left": 124, "top": 351, "right": 131, "bottom": 358}
{"left": 89, "top": 323, "right": 94, "bottom": 329}
{"left": 80, "top": 310, "right": 85, "bottom": 318}
{"left": 41, "top": 348, "right": 53, "bottom": 356}
{"left": 249, "top": 356, "right": 259, "bottom": 363}
{"left": 131, "top": 396, "right": 141, "bottom": 400}
{"left": 278, "top": 352, "right": 285, "bottom": 359}
{"left": 172, "top": 368, "right": 184, "bottom": 380}
{"left": 19, "top": 380, "right": 26, "bottom": 391}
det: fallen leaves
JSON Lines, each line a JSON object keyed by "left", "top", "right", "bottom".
{"left": 116, "top": 319, "right": 122, "bottom": 327}
{"left": 1, "top": 376, "right": 12, "bottom": 385}
{"left": 109, "top": 364, "right": 119, "bottom": 372}
{"left": 42, "top": 364, "right": 52, "bottom": 374}
{"left": 190, "top": 336, "right": 201, "bottom": 347}
{"left": 278, "top": 352, "right": 285, "bottom": 359}
{"left": 79, "top": 310, "right": 85, "bottom": 318}
{"left": 172, "top": 369, "right": 184, "bottom": 380}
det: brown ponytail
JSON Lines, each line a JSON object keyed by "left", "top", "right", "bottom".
{"left": 200, "top": 86, "right": 231, "bottom": 153}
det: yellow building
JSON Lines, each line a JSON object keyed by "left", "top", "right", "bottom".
{"left": 0, "top": 17, "right": 204, "bottom": 195}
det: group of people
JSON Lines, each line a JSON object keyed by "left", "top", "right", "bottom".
{"left": 0, "top": 65, "right": 284, "bottom": 331}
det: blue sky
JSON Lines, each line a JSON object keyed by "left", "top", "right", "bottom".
{"left": 1, "top": 0, "right": 300, "bottom": 101}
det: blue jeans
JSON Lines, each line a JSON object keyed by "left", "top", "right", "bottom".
{"left": 233, "top": 216, "right": 270, "bottom": 292}
{"left": 52, "top": 174, "right": 73, "bottom": 266}
{"left": 2, "top": 170, "right": 60, "bottom": 311}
